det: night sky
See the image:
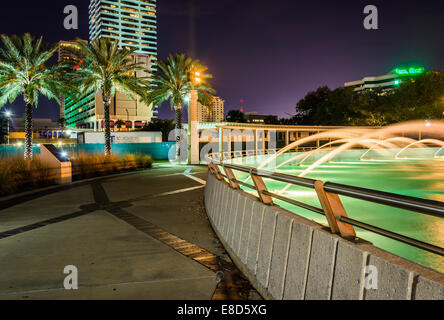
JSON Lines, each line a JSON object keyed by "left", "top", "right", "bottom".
{"left": 1, "top": 0, "right": 444, "bottom": 121}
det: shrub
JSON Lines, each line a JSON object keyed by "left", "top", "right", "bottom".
{"left": 70, "top": 153, "right": 153, "bottom": 180}
{"left": 135, "top": 154, "right": 153, "bottom": 169}
{"left": 0, "top": 153, "right": 154, "bottom": 197}
{"left": 0, "top": 156, "right": 54, "bottom": 196}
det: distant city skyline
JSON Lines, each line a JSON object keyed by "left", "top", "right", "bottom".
{"left": 1, "top": 0, "right": 444, "bottom": 121}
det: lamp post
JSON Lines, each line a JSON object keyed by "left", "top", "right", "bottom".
{"left": 188, "top": 71, "right": 201, "bottom": 164}
{"left": 5, "top": 111, "right": 11, "bottom": 145}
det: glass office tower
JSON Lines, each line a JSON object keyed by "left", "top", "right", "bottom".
{"left": 89, "top": 0, "right": 157, "bottom": 70}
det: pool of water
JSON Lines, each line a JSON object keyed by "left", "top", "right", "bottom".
{"left": 229, "top": 150, "right": 444, "bottom": 273}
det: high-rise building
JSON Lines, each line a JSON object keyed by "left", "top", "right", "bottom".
{"left": 58, "top": 40, "right": 88, "bottom": 120}
{"left": 197, "top": 96, "right": 225, "bottom": 123}
{"left": 58, "top": 40, "right": 85, "bottom": 65}
{"left": 61, "top": 0, "right": 158, "bottom": 129}
{"left": 89, "top": 0, "right": 157, "bottom": 70}
{"left": 60, "top": 44, "right": 155, "bottom": 130}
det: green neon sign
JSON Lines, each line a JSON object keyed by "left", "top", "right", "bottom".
{"left": 394, "top": 67, "right": 424, "bottom": 76}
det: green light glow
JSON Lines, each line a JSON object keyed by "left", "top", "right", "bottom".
{"left": 394, "top": 67, "right": 425, "bottom": 76}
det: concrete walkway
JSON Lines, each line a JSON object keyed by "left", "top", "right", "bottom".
{"left": 0, "top": 164, "right": 231, "bottom": 300}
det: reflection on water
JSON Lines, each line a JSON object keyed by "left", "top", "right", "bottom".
{"left": 232, "top": 155, "right": 444, "bottom": 273}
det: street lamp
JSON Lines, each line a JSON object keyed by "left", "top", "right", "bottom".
{"left": 5, "top": 111, "right": 11, "bottom": 145}
{"left": 194, "top": 72, "right": 201, "bottom": 83}
{"left": 187, "top": 69, "right": 203, "bottom": 165}
{"left": 190, "top": 70, "right": 202, "bottom": 89}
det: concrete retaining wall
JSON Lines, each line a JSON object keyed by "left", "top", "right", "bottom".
{"left": 204, "top": 172, "right": 444, "bottom": 300}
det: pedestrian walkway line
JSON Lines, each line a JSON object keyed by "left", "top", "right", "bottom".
{"left": 184, "top": 174, "right": 207, "bottom": 185}
{"left": 183, "top": 168, "right": 207, "bottom": 185}
{"left": 0, "top": 208, "right": 95, "bottom": 240}
{"left": 151, "top": 185, "right": 205, "bottom": 198}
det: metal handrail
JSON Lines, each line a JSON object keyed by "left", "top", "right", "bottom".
{"left": 215, "top": 159, "right": 444, "bottom": 218}
{"left": 324, "top": 182, "right": 444, "bottom": 219}
{"left": 261, "top": 190, "right": 325, "bottom": 216}
{"left": 208, "top": 154, "right": 444, "bottom": 257}
{"left": 337, "top": 216, "right": 444, "bottom": 256}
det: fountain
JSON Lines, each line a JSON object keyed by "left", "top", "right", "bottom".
{"left": 226, "top": 120, "right": 444, "bottom": 272}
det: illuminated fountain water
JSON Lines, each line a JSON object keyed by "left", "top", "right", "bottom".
{"left": 228, "top": 120, "right": 444, "bottom": 272}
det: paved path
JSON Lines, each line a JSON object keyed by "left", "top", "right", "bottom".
{"left": 0, "top": 164, "right": 240, "bottom": 300}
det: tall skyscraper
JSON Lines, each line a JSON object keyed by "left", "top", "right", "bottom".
{"left": 61, "top": 0, "right": 158, "bottom": 130}
{"left": 89, "top": 0, "right": 157, "bottom": 70}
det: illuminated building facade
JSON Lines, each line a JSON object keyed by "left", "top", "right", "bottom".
{"left": 89, "top": 0, "right": 157, "bottom": 70}
{"left": 197, "top": 96, "right": 225, "bottom": 123}
{"left": 345, "top": 67, "right": 425, "bottom": 93}
{"left": 60, "top": 0, "right": 158, "bottom": 129}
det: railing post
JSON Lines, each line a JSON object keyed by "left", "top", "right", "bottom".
{"left": 250, "top": 169, "right": 274, "bottom": 205}
{"left": 208, "top": 162, "right": 216, "bottom": 175}
{"left": 223, "top": 166, "right": 240, "bottom": 189}
{"left": 314, "top": 180, "right": 356, "bottom": 238}
{"left": 208, "top": 162, "right": 223, "bottom": 181}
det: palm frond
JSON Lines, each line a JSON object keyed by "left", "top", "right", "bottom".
{"left": 142, "top": 53, "right": 215, "bottom": 112}
{"left": 64, "top": 37, "right": 151, "bottom": 105}
{"left": 0, "top": 33, "right": 63, "bottom": 108}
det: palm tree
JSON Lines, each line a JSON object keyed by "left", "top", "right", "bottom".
{"left": 58, "top": 117, "right": 66, "bottom": 128}
{"left": 65, "top": 38, "right": 150, "bottom": 156}
{"left": 58, "top": 117, "right": 66, "bottom": 138}
{"left": 143, "top": 54, "right": 214, "bottom": 159}
{"left": 0, "top": 34, "right": 69, "bottom": 159}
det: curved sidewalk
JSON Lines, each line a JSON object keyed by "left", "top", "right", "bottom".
{"left": 0, "top": 165, "right": 230, "bottom": 300}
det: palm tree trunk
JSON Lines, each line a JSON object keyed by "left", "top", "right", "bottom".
{"left": 24, "top": 102, "right": 33, "bottom": 159}
{"left": 104, "top": 99, "right": 112, "bottom": 156}
{"left": 175, "top": 105, "right": 183, "bottom": 159}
